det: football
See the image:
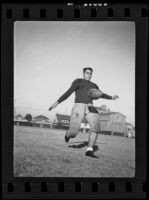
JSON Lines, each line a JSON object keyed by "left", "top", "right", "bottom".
{"left": 88, "top": 88, "right": 103, "bottom": 100}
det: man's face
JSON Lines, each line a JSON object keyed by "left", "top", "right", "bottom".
{"left": 83, "top": 69, "right": 92, "bottom": 81}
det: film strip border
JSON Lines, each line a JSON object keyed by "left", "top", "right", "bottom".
{"left": 2, "top": 2, "right": 147, "bottom": 199}
{"left": 2, "top": 4, "right": 148, "bottom": 19}
{"left": 5, "top": 180, "right": 146, "bottom": 196}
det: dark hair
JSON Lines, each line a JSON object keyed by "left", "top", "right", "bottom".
{"left": 83, "top": 67, "right": 93, "bottom": 73}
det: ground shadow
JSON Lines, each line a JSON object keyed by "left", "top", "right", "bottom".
{"left": 68, "top": 141, "right": 99, "bottom": 152}
{"left": 69, "top": 141, "right": 87, "bottom": 144}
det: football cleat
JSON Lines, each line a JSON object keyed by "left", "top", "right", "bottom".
{"left": 65, "top": 135, "right": 70, "bottom": 143}
{"left": 85, "top": 150, "right": 99, "bottom": 158}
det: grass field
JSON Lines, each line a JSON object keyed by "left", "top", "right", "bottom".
{"left": 14, "top": 126, "right": 135, "bottom": 177}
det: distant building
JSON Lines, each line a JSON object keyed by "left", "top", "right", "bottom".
{"left": 95, "top": 107, "right": 127, "bottom": 136}
{"left": 55, "top": 114, "right": 91, "bottom": 132}
{"left": 53, "top": 114, "right": 70, "bottom": 130}
{"left": 14, "top": 114, "right": 29, "bottom": 126}
{"left": 31, "top": 115, "right": 51, "bottom": 128}
{"left": 14, "top": 119, "right": 28, "bottom": 126}
{"left": 56, "top": 114, "right": 70, "bottom": 124}
{"left": 125, "top": 123, "right": 135, "bottom": 138}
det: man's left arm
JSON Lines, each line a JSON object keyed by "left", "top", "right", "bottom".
{"left": 95, "top": 84, "right": 119, "bottom": 100}
{"left": 101, "top": 93, "right": 119, "bottom": 100}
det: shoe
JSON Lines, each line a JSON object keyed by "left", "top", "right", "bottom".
{"left": 65, "top": 135, "right": 70, "bottom": 143}
{"left": 85, "top": 150, "right": 99, "bottom": 158}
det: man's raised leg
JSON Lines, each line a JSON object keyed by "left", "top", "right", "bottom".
{"left": 65, "top": 103, "right": 85, "bottom": 142}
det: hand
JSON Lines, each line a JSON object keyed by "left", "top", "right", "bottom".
{"left": 112, "top": 95, "right": 119, "bottom": 100}
{"left": 48, "top": 101, "right": 59, "bottom": 111}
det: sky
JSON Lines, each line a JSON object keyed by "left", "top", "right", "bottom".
{"left": 14, "top": 21, "right": 135, "bottom": 125}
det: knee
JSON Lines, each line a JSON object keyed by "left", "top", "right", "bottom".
{"left": 67, "top": 129, "right": 78, "bottom": 138}
{"left": 90, "top": 126, "right": 101, "bottom": 133}
{"left": 69, "top": 133, "right": 77, "bottom": 138}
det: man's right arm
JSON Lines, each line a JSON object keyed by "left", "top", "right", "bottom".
{"left": 49, "top": 79, "right": 79, "bottom": 111}
{"left": 57, "top": 79, "right": 79, "bottom": 104}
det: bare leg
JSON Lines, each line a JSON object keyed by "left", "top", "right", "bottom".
{"left": 87, "top": 131, "right": 98, "bottom": 151}
{"left": 85, "top": 110, "right": 100, "bottom": 156}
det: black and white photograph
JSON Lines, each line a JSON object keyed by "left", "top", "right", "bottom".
{"left": 14, "top": 21, "right": 135, "bottom": 177}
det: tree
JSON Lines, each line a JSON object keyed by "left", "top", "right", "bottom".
{"left": 15, "top": 114, "right": 23, "bottom": 120}
{"left": 25, "top": 114, "right": 32, "bottom": 121}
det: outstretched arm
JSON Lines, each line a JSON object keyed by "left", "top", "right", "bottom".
{"left": 94, "top": 84, "right": 119, "bottom": 100}
{"left": 48, "top": 79, "right": 79, "bottom": 111}
{"left": 57, "top": 79, "right": 79, "bottom": 103}
{"left": 101, "top": 93, "right": 119, "bottom": 100}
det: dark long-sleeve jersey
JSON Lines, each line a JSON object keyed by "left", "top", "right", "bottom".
{"left": 57, "top": 78, "right": 112, "bottom": 104}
